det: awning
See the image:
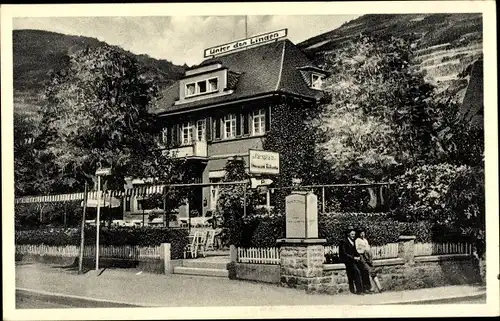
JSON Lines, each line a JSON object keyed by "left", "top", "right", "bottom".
{"left": 81, "top": 196, "right": 121, "bottom": 208}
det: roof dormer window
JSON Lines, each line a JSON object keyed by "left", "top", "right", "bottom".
{"left": 208, "top": 78, "right": 218, "bottom": 91}
{"left": 311, "top": 73, "right": 324, "bottom": 90}
{"left": 185, "top": 77, "right": 219, "bottom": 98}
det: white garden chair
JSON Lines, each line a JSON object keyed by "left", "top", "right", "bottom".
{"left": 197, "top": 231, "right": 208, "bottom": 258}
{"left": 184, "top": 231, "right": 200, "bottom": 259}
{"left": 204, "top": 230, "right": 217, "bottom": 252}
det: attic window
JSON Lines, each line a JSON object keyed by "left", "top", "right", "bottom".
{"left": 311, "top": 73, "right": 324, "bottom": 90}
{"left": 209, "top": 78, "right": 218, "bottom": 91}
{"left": 185, "top": 77, "right": 219, "bottom": 98}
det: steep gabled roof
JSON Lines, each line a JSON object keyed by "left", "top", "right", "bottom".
{"left": 153, "top": 39, "right": 325, "bottom": 115}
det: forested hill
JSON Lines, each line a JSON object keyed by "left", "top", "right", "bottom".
{"left": 13, "top": 29, "right": 187, "bottom": 115}
{"left": 298, "top": 13, "right": 483, "bottom": 95}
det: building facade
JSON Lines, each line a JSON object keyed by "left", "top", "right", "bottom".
{"left": 125, "top": 36, "right": 327, "bottom": 222}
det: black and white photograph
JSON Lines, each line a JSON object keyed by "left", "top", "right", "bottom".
{"left": 1, "top": 1, "right": 498, "bottom": 320}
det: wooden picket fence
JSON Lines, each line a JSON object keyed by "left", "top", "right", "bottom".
{"left": 17, "top": 244, "right": 80, "bottom": 257}
{"left": 237, "top": 247, "right": 281, "bottom": 265}
{"left": 414, "top": 242, "right": 473, "bottom": 257}
{"left": 16, "top": 244, "right": 161, "bottom": 260}
{"left": 323, "top": 243, "right": 399, "bottom": 262}
{"left": 371, "top": 243, "right": 399, "bottom": 259}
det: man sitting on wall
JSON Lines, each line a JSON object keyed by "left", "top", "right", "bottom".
{"left": 339, "top": 226, "right": 364, "bottom": 295}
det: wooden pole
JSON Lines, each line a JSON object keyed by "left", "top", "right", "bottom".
{"left": 64, "top": 202, "right": 67, "bottom": 226}
{"left": 78, "top": 182, "right": 88, "bottom": 274}
{"left": 163, "top": 195, "right": 167, "bottom": 228}
{"left": 245, "top": 16, "right": 248, "bottom": 38}
{"left": 142, "top": 204, "right": 145, "bottom": 227}
{"left": 243, "top": 184, "right": 247, "bottom": 217}
{"left": 96, "top": 175, "right": 101, "bottom": 271}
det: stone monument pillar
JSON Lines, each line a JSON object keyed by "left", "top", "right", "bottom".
{"left": 277, "top": 191, "right": 326, "bottom": 290}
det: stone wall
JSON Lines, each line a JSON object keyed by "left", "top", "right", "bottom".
{"left": 230, "top": 263, "right": 280, "bottom": 284}
{"left": 278, "top": 236, "right": 483, "bottom": 295}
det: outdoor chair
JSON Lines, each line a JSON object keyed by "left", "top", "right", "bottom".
{"left": 197, "top": 231, "right": 208, "bottom": 258}
{"left": 183, "top": 231, "right": 200, "bottom": 259}
{"left": 204, "top": 230, "right": 216, "bottom": 252}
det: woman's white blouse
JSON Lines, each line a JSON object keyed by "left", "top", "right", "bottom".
{"left": 355, "top": 237, "right": 370, "bottom": 254}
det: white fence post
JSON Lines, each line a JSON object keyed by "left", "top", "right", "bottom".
{"left": 160, "top": 243, "right": 171, "bottom": 274}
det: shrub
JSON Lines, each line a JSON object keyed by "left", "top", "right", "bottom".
{"left": 391, "top": 163, "right": 471, "bottom": 223}
{"left": 15, "top": 227, "right": 189, "bottom": 259}
{"left": 236, "top": 212, "right": 468, "bottom": 247}
{"left": 445, "top": 166, "right": 484, "bottom": 241}
{"left": 249, "top": 215, "right": 286, "bottom": 248}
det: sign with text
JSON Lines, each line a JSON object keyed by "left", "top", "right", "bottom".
{"left": 249, "top": 150, "right": 280, "bottom": 175}
{"left": 204, "top": 29, "right": 287, "bottom": 58}
{"left": 95, "top": 168, "right": 111, "bottom": 176}
{"left": 285, "top": 191, "right": 318, "bottom": 239}
{"left": 250, "top": 178, "right": 273, "bottom": 189}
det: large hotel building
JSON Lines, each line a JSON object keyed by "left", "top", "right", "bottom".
{"left": 123, "top": 30, "right": 328, "bottom": 224}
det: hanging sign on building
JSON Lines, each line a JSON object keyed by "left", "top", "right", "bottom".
{"left": 204, "top": 28, "right": 288, "bottom": 58}
{"left": 248, "top": 149, "right": 280, "bottom": 175}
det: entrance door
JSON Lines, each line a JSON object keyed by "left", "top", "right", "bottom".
{"left": 188, "top": 186, "right": 203, "bottom": 218}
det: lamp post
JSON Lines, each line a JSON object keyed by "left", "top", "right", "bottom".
{"left": 95, "top": 167, "right": 111, "bottom": 271}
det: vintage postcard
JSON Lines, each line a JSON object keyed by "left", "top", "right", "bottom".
{"left": 1, "top": 1, "right": 498, "bottom": 320}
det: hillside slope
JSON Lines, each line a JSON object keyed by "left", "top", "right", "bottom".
{"left": 13, "top": 29, "right": 186, "bottom": 116}
{"left": 298, "top": 13, "right": 483, "bottom": 97}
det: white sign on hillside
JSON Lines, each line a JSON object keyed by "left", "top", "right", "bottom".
{"left": 248, "top": 150, "right": 280, "bottom": 175}
{"left": 204, "top": 29, "right": 288, "bottom": 58}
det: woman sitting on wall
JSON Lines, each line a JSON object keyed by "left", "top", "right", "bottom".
{"left": 356, "top": 228, "right": 383, "bottom": 293}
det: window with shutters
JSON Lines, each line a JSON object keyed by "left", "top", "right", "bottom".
{"left": 182, "top": 122, "right": 193, "bottom": 145}
{"left": 171, "top": 125, "right": 179, "bottom": 146}
{"left": 196, "top": 119, "right": 206, "bottom": 142}
{"left": 214, "top": 118, "right": 221, "bottom": 139}
{"left": 125, "top": 197, "right": 131, "bottom": 212}
{"left": 223, "top": 114, "right": 237, "bottom": 139}
{"left": 252, "top": 109, "right": 266, "bottom": 136}
{"left": 242, "top": 113, "right": 249, "bottom": 135}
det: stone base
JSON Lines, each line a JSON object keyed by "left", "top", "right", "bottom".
{"left": 279, "top": 241, "right": 326, "bottom": 291}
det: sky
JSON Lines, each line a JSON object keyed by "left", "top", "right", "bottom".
{"left": 13, "top": 15, "right": 359, "bottom": 66}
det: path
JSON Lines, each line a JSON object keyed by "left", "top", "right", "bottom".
{"left": 14, "top": 263, "right": 486, "bottom": 308}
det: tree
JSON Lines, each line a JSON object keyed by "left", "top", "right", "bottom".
{"left": 14, "top": 111, "right": 38, "bottom": 196}
{"left": 316, "top": 34, "right": 440, "bottom": 182}
{"left": 40, "top": 45, "right": 182, "bottom": 192}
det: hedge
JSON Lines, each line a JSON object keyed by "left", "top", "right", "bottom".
{"left": 238, "top": 212, "right": 469, "bottom": 247}
{"left": 15, "top": 227, "right": 189, "bottom": 259}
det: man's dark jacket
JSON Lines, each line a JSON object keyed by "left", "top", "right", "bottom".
{"left": 339, "top": 238, "right": 360, "bottom": 264}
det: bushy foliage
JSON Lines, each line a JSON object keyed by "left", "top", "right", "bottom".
{"left": 15, "top": 201, "right": 84, "bottom": 228}
{"left": 236, "top": 211, "right": 466, "bottom": 248}
{"left": 15, "top": 227, "right": 188, "bottom": 259}
{"left": 15, "top": 200, "right": 124, "bottom": 229}
{"left": 445, "top": 166, "right": 485, "bottom": 242}
{"left": 248, "top": 215, "right": 286, "bottom": 248}
{"left": 215, "top": 157, "right": 258, "bottom": 246}
{"left": 316, "top": 34, "right": 441, "bottom": 182}
{"left": 391, "top": 163, "right": 471, "bottom": 223}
